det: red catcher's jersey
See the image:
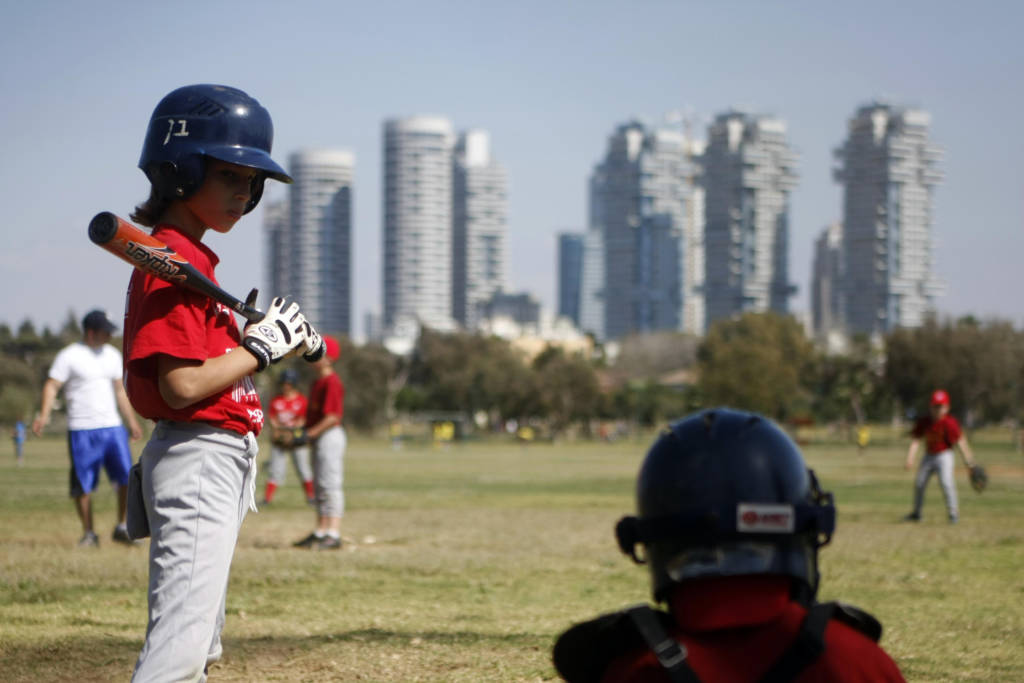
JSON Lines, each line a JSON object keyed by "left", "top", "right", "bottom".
{"left": 603, "top": 576, "right": 905, "bottom": 683}
{"left": 123, "top": 224, "right": 264, "bottom": 436}
{"left": 307, "top": 372, "right": 344, "bottom": 426}
{"left": 269, "top": 393, "right": 307, "bottom": 428}
{"left": 911, "top": 415, "right": 962, "bottom": 454}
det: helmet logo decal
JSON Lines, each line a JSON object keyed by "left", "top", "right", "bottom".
{"left": 163, "top": 119, "right": 190, "bottom": 145}
{"left": 737, "top": 503, "right": 795, "bottom": 533}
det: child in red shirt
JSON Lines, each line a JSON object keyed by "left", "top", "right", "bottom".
{"left": 289, "top": 335, "right": 347, "bottom": 550}
{"left": 904, "top": 389, "right": 979, "bottom": 524}
{"left": 264, "top": 368, "right": 315, "bottom": 504}
{"left": 121, "top": 84, "right": 322, "bottom": 682}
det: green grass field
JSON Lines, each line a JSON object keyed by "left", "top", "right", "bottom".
{"left": 1, "top": 427, "right": 1022, "bottom": 682}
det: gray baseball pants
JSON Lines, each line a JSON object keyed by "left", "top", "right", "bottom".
{"left": 267, "top": 444, "right": 312, "bottom": 484}
{"left": 313, "top": 425, "right": 346, "bottom": 518}
{"left": 132, "top": 421, "right": 258, "bottom": 683}
{"left": 911, "top": 449, "right": 959, "bottom": 520}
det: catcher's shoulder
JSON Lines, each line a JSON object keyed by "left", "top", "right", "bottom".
{"left": 824, "top": 601, "right": 883, "bottom": 642}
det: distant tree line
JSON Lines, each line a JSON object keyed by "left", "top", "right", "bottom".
{"left": 2, "top": 312, "right": 1022, "bottom": 435}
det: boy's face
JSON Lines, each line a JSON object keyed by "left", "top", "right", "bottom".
{"left": 185, "top": 159, "right": 260, "bottom": 233}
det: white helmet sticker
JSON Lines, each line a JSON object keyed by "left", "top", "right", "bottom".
{"left": 737, "top": 503, "right": 795, "bottom": 533}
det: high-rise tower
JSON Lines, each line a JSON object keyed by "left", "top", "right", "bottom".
{"left": 557, "top": 232, "right": 584, "bottom": 327}
{"left": 588, "top": 121, "right": 703, "bottom": 340}
{"left": 452, "top": 130, "right": 506, "bottom": 330}
{"left": 382, "top": 117, "right": 456, "bottom": 332}
{"left": 703, "top": 111, "right": 798, "bottom": 328}
{"left": 811, "top": 222, "right": 844, "bottom": 343}
{"left": 834, "top": 102, "right": 944, "bottom": 333}
{"left": 266, "top": 149, "right": 353, "bottom": 335}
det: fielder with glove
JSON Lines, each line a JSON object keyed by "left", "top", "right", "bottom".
{"left": 263, "top": 369, "right": 315, "bottom": 505}
{"left": 903, "top": 389, "right": 982, "bottom": 524}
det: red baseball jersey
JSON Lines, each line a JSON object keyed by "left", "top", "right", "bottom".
{"left": 306, "top": 372, "right": 344, "bottom": 426}
{"left": 123, "top": 225, "right": 264, "bottom": 436}
{"left": 603, "top": 576, "right": 905, "bottom": 682}
{"left": 269, "top": 393, "right": 307, "bottom": 428}
{"left": 911, "top": 415, "right": 962, "bottom": 454}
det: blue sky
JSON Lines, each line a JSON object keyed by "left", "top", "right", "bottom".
{"left": 2, "top": 0, "right": 1021, "bottom": 337}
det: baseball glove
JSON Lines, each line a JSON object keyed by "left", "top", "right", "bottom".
{"left": 969, "top": 464, "right": 988, "bottom": 493}
{"left": 275, "top": 427, "right": 309, "bottom": 448}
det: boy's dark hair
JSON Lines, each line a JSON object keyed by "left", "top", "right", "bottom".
{"left": 130, "top": 187, "right": 172, "bottom": 228}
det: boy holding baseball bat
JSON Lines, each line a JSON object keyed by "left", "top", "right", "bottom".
{"left": 120, "top": 84, "right": 321, "bottom": 682}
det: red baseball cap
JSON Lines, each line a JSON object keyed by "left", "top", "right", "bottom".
{"left": 323, "top": 335, "right": 340, "bottom": 362}
{"left": 930, "top": 389, "right": 950, "bottom": 406}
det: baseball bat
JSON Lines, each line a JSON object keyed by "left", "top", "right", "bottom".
{"left": 88, "top": 211, "right": 263, "bottom": 322}
{"left": 88, "top": 212, "right": 325, "bottom": 361}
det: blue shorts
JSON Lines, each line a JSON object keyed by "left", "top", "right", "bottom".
{"left": 68, "top": 426, "right": 133, "bottom": 496}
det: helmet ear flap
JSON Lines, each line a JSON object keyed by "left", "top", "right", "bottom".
{"left": 616, "top": 516, "right": 646, "bottom": 564}
{"left": 145, "top": 158, "right": 205, "bottom": 201}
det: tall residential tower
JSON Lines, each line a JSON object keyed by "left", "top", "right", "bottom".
{"left": 382, "top": 117, "right": 457, "bottom": 333}
{"left": 587, "top": 120, "right": 704, "bottom": 340}
{"left": 703, "top": 111, "right": 798, "bottom": 328}
{"left": 265, "top": 149, "right": 354, "bottom": 335}
{"left": 834, "top": 102, "right": 944, "bottom": 333}
{"left": 811, "top": 222, "right": 844, "bottom": 347}
{"left": 452, "top": 130, "right": 507, "bottom": 330}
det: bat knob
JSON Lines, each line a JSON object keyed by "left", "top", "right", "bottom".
{"left": 88, "top": 212, "right": 120, "bottom": 245}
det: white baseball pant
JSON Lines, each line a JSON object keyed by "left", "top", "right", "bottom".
{"left": 267, "top": 444, "right": 313, "bottom": 485}
{"left": 911, "top": 449, "right": 959, "bottom": 520}
{"left": 313, "top": 425, "right": 346, "bottom": 518}
{"left": 132, "top": 421, "right": 258, "bottom": 683}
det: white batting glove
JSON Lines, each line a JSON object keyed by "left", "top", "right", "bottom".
{"left": 242, "top": 297, "right": 307, "bottom": 372}
{"left": 301, "top": 319, "right": 326, "bottom": 362}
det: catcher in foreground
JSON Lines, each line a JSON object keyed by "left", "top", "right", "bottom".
{"left": 904, "top": 389, "right": 985, "bottom": 525}
{"left": 553, "top": 409, "right": 905, "bottom": 682}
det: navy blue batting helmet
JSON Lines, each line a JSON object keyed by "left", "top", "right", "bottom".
{"left": 615, "top": 408, "right": 835, "bottom": 603}
{"left": 280, "top": 368, "right": 300, "bottom": 386}
{"left": 139, "top": 84, "right": 292, "bottom": 213}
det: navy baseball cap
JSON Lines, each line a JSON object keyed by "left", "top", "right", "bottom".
{"left": 82, "top": 309, "right": 117, "bottom": 333}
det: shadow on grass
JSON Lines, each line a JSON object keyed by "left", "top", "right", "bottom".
{"left": 231, "top": 626, "right": 544, "bottom": 649}
{"left": 3, "top": 627, "right": 550, "bottom": 682}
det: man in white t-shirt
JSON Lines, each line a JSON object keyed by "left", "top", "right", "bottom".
{"left": 32, "top": 309, "right": 143, "bottom": 547}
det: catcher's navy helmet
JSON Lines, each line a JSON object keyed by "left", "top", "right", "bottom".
{"left": 139, "top": 84, "right": 292, "bottom": 213}
{"left": 616, "top": 408, "right": 835, "bottom": 603}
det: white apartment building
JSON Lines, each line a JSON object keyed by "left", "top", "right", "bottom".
{"left": 382, "top": 117, "right": 457, "bottom": 333}
{"left": 453, "top": 129, "right": 507, "bottom": 330}
{"left": 265, "top": 148, "right": 354, "bottom": 335}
